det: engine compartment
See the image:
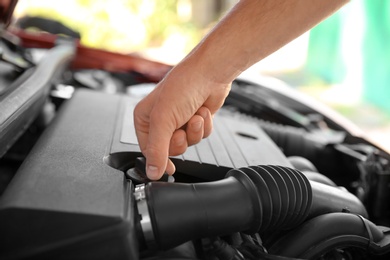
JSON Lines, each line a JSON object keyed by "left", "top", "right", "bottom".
{"left": 1, "top": 32, "right": 390, "bottom": 260}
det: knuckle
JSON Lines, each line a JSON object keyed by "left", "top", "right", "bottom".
{"left": 169, "top": 144, "right": 187, "bottom": 156}
{"left": 145, "top": 145, "right": 163, "bottom": 160}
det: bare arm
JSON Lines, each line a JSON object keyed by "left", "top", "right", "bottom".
{"left": 188, "top": 0, "right": 349, "bottom": 84}
{"left": 134, "top": 0, "right": 349, "bottom": 180}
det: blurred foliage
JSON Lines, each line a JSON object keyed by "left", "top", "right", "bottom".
{"left": 16, "top": 0, "right": 203, "bottom": 54}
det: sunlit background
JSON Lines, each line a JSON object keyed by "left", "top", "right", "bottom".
{"left": 12, "top": 0, "right": 390, "bottom": 151}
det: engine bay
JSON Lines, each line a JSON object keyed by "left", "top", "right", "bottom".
{"left": 1, "top": 24, "right": 390, "bottom": 260}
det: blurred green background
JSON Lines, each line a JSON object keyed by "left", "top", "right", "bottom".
{"left": 13, "top": 0, "right": 390, "bottom": 151}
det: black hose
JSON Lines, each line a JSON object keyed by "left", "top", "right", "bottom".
{"left": 258, "top": 120, "right": 352, "bottom": 186}
{"left": 258, "top": 121, "right": 319, "bottom": 160}
{"left": 229, "top": 165, "right": 312, "bottom": 232}
{"left": 139, "top": 165, "right": 367, "bottom": 250}
{"left": 267, "top": 212, "right": 390, "bottom": 258}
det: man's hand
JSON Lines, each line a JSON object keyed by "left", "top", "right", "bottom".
{"left": 133, "top": 0, "right": 349, "bottom": 180}
{"left": 134, "top": 62, "right": 231, "bottom": 180}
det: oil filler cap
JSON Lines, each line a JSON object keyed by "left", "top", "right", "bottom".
{"left": 126, "top": 157, "right": 175, "bottom": 184}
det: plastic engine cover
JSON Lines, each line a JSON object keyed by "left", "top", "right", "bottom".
{"left": 0, "top": 89, "right": 291, "bottom": 259}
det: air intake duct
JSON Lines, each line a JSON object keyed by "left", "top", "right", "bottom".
{"left": 135, "top": 165, "right": 367, "bottom": 250}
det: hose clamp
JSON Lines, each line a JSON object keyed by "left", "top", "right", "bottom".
{"left": 134, "top": 184, "right": 155, "bottom": 244}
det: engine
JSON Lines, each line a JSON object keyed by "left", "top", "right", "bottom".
{"left": 0, "top": 41, "right": 390, "bottom": 260}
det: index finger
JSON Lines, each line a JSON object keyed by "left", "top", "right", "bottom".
{"left": 143, "top": 107, "right": 177, "bottom": 180}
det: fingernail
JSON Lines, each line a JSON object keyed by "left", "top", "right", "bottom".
{"left": 191, "top": 121, "right": 202, "bottom": 132}
{"left": 147, "top": 165, "right": 159, "bottom": 179}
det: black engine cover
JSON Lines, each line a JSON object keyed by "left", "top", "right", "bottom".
{"left": 0, "top": 89, "right": 290, "bottom": 259}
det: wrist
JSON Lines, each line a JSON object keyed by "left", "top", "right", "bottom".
{"left": 175, "top": 42, "right": 241, "bottom": 86}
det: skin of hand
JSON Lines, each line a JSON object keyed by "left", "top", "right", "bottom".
{"left": 134, "top": 58, "right": 231, "bottom": 179}
{"left": 134, "top": 0, "right": 350, "bottom": 180}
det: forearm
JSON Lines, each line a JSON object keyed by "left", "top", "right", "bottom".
{"left": 182, "top": 0, "right": 349, "bottom": 84}
{"left": 135, "top": 0, "right": 349, "bottom": 179}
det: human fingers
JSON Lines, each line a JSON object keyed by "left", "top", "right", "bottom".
{"left": 196, "top": 106, "right": 213, "bottom": 138}
{"left": 145, "top": 107, "right": 175, "bottom": 180}
{"left": 169, "top": 129, "right": 188, "bottom": 156}
{"left": 185, "top": 114, "right": 204, "bottom": 146}
{"left": 133, "top": 88, "right": 160, "bottom": 153}
{"left": 166, "top": 158, "right": 176, "bottom": 176}
{"left": 134, "top": 100, "right": 178, "bottom": 179}
{"left": 169, "top": 107, "right": 212, "bottom": 153}
{"left": 135, "top": 99, "right": 176, "bottom": 180}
